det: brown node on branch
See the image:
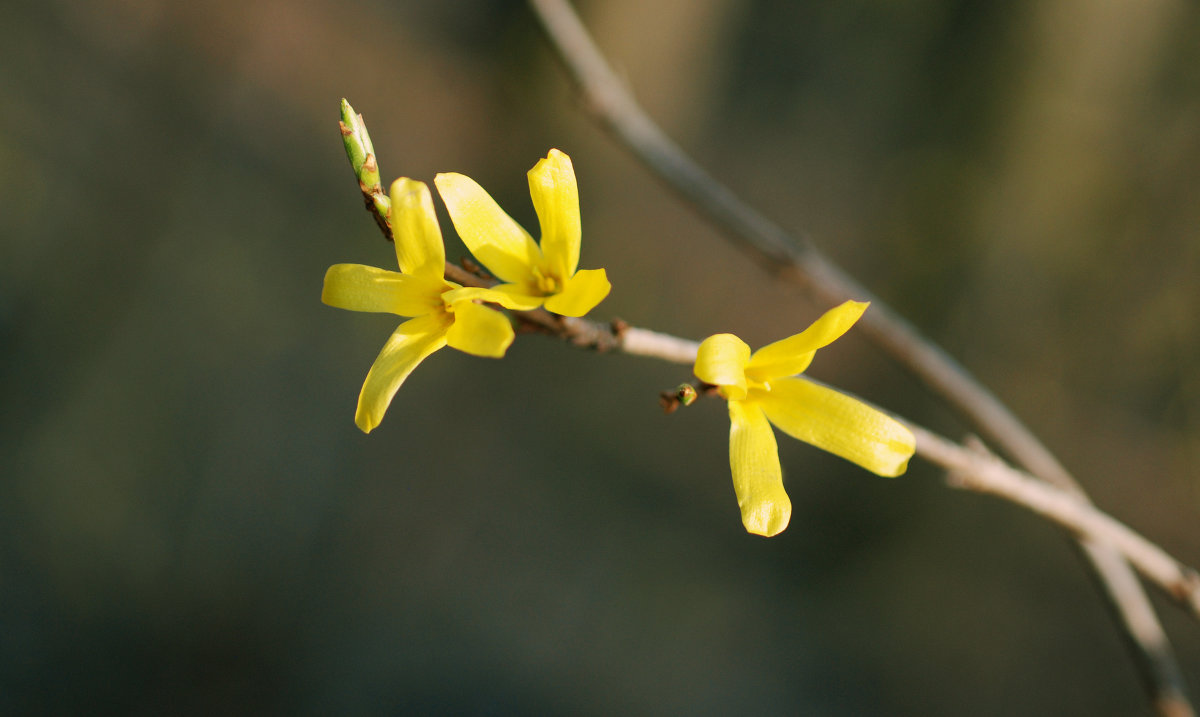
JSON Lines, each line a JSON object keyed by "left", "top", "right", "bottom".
{"left": 458, "top": 256, "right": 493, "bottom": 281}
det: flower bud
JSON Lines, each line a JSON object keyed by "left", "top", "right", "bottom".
{"left": 339, "top": 98, "right": 381, "bottom": 193}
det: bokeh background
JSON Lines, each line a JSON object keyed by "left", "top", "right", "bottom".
{"left": 3, "top": 0, "right": 1198, "bottom": 714}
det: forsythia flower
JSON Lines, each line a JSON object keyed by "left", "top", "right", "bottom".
{"left": 694, "top": 301, "right": 916, "bottom": 537}
{"left": 323, "top": 178, "right": 515, "bottom": 433}
{"left": 433, "top": 149, "right": 611, "bottom": 317}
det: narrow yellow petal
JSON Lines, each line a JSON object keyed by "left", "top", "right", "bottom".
{"left": 434, "top": 172, "right": 543, "bottom": 285}
{"left": 528, "top": 149, "right": 581, "bottom": 279}
{"left": 694, "top": 334, "right": 751, "bottom": 401}
{"left": 322, "top": 264, "right": 444, "bottom": 316}
{"left": 756, "top": 377, "right": 915, "bottom": 477}
{"left": 542, "top": 268, "right": 610, "bottom": 317}
{"left": 446, "top": 300, "right": 515, "bottom": 358}
{"left": 441, "top": 284, "right": 544, "bottom": 312}
{"left": 354, "top": 314, "right": 452, "bottom": 433}
{"left": 746, "top": 301, "right": 868, "bottom": 382}
{"left": 389, "top": 179, "right": 446, "bottom": 280}
{"left": 728, "top": 400, "right": 791, "bottom": 537}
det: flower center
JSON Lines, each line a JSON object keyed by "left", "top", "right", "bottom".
{"left": 531, "top": 266, "right": 559, "bottom": 295}
{"left": 715, "top": 377, "right": 770, "bottom": 401}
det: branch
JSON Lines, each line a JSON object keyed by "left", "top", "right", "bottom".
{"left": 555, "top": 315, "right": 1200, "bottom": 625}
{"left": 914, "top": 428, "right": 1200, "bottom": 623}
{"left": 523, "top": 0, "right": 1194, "bottom": 713}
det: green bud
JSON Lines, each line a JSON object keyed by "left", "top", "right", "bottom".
{"left": 339, "top": 98, "right": 381, "bottom": 192}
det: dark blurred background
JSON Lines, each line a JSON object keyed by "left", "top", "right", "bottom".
{"left": 2, "top": 0, "right": 1198, "bottom": 714}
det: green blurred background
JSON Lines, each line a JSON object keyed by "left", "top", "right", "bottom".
{"left": 2, "top": 0, "right": 1198, "bottom": 714}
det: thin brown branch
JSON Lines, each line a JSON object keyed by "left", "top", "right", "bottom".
{"left": 523, "top": 0, "right": 1194, "bottom": 713}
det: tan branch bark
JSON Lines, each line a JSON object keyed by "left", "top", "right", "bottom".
{"left": 914, "top": 428, "right": 1200, "bottom": 624}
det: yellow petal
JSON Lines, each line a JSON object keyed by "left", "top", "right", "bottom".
{"left": 434, "top": 172, "right": 543, "bottom": 285}
{"left": 528, "top": 149, "right": 581, "bottom": 279}
{"left": 354, "top": 314, "right": 452, "bottom": 433}
{"left": 542, "top": 268, "right": 610, "bottom": 317}
{"left": 728, "top": 399, "right": 791, "bottom": 537}
{"left": 694, "top": 334, "right": 751, "bottom": 401}
{"left": 746, "top": 301, "right": 868, "bottom": 382}
{"left": 442, "top": 284, "right": 544, "bottom": 312}
{"left": 756, "top": 377, "right": 915, "bottom": 477}
{"left": 446, "top": 300, "right": 515, "bottom": 357}
{"left": 389, "top": 179, "right": 446, "bottom": 280}
{"left": 322, "top": 264, "right": 444, "bottom": 317}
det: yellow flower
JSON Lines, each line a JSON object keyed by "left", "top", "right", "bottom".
{"left": 694, "top": 301, "right": 916, "bottom": 537}
{"left": 323, "top": 178, "right": 515, "bottom": 433}
{"left": 433, "top": 149, "right": 611, "bottom": 317}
